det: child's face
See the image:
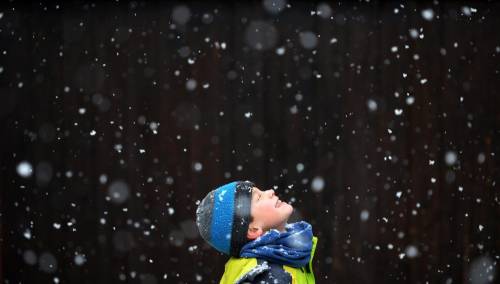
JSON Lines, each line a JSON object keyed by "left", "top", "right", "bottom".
{"left": 247, "top": 186, "right": 293, "bottom": 237}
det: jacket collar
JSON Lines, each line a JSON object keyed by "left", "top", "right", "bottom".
{"left": 235, "top": 235, "right": 318, "bottom": 284}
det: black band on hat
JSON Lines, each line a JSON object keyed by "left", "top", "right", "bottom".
{"left": 229, "top": 180, "right": 254, "bottom": 256}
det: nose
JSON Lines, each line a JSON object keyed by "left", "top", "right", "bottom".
{"left": 266, "top": 189, "right": 275, "bottom": 197}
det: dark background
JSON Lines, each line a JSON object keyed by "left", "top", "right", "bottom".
{"left": 1, "top": 1, "right": 499, "bottom": 283}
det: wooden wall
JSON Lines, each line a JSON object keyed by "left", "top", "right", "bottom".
{"left": 1, "top": 1, "right": 499, "bottom": 283}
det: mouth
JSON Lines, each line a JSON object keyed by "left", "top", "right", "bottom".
{"left": 275, "top": 199, "right": 283, "bottom": 208}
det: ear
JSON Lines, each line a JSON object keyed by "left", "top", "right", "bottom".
{"left": 247, "top": 225, "right": 264, "bottom": 240}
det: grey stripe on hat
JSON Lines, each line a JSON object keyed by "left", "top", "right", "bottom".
{"left": 196, "top": 190, "right": 215, "bottom": 245}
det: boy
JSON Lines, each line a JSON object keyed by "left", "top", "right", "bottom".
{"left": 196, "top": 180, "right": 318, "bottom": 283}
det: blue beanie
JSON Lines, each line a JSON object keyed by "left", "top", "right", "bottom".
{"left": 196, "top": 180, "right": 255, "bottom": 256}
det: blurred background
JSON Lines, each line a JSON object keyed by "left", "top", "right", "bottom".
{"left": 1, "top": 0, "right": 499, "bottom": 283}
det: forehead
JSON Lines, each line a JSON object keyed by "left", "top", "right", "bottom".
{"left": 251, "top": 187, "right": 261, "bottom": 194}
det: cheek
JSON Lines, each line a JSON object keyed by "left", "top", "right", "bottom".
{"left": 262, "top": 203, "right": 278, "bottom": 215}
{"left": 254, "top": 202, "right": 279, "bottom": 218}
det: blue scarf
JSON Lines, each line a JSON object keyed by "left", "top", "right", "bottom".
{"left": 239, "top": 221, "right": 313, "bottom": 268}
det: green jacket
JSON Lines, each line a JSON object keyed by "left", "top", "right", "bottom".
{"left": 219, "top": 236, "right": 318, "bottom": 284}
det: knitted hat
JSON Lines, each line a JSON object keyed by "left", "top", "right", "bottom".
{"left": 196, "top": 180, "right": 255, "bottom": 256}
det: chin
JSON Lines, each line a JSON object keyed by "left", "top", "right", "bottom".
{"left": 283, "top": 203, "right": 294, "bottom": 215}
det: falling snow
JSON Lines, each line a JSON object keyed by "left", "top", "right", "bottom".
{"left": 2, "top": 2, "right": 498, "bottom": 284}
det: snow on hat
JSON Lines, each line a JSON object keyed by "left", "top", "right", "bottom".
{"left": 196, "top": 180, "right": 255, "bottom": 256}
